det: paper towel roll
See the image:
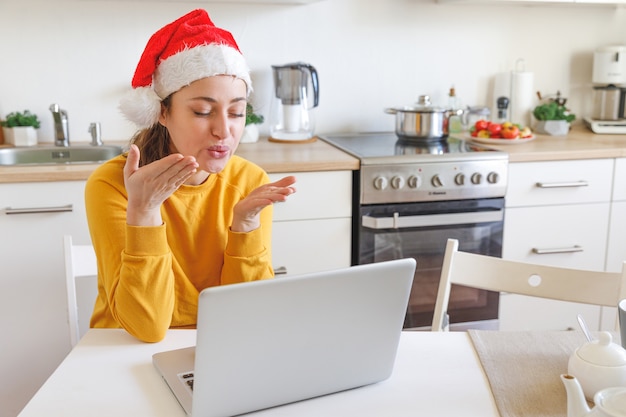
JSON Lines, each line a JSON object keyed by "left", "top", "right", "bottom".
{"left": 509, "top": 70, "right": 534, "bottom": 127}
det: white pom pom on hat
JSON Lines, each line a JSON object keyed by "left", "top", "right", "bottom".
{"left": 119, "top": 9, "right": 252, "bottom": 129}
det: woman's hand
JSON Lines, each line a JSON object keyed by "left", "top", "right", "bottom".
{"left": 123, "top": 144, "right": 199, "bottom": 226}
{"left": 231, "top": 176, "right": 297, "bottom": 233}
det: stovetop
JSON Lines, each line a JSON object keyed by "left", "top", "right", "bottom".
{"left": 320, "top": 132, "right": 506, "bottom": 166}
{"left": 320, "top": 132, "right": 509, "bottom": 205}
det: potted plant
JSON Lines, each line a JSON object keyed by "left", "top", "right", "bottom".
{"left": 1, "top": 110, "right": 41, "bottom": 146}
{"left": 532, "top": 99, "right": 576, "bottom": 136}
{"left": 241, "top": 104, "right": 264, "bottom": 143}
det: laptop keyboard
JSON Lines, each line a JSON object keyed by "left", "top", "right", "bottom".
{"left": 179, "top": 372, "right": 195, "bottom": 392}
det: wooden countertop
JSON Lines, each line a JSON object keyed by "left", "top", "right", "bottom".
{"left": 0, "top": 137, "right": 360, "bottom": 184}
{"left": 3, "top": 126, "right": 626, "bottom": 183}
{"left": 461, "top": 124, "right": 626, "bottom": 162}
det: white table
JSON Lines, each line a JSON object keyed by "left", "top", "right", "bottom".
{"left": 18, "top": 329, "right": 499, "bottom": 417}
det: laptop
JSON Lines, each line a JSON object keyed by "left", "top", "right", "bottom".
{"left": 153, "top": 258, "right": 416, "bottom": 417}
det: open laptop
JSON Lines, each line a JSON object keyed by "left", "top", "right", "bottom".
{"left": 153, "top": 258, "right": 416, "bottom": 417}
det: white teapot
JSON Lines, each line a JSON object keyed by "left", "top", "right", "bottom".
{"left": 568, "top": 331, "right": 626, "bottom": 401}
{"left": 561, "top": 374, "right": 626, "bottom": 417}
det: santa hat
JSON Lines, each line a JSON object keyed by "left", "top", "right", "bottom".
{"left": 119, "top": 9, "right": 252, "bottom": 129}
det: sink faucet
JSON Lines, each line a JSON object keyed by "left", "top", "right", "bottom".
{"left": 88, "top": 122, "right": 103, "bottom": 146}
{"left": 49, "top": 104, "right": 70, "bottom": 147}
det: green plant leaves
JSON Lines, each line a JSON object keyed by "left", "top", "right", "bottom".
{"left": 532, "top": 102, "right": 576, "bottom": 123}
{"left": 245, "top": 104, "right": 264, "bottom": 126}
{"left": 1, "top": 110, "right": 41, "bottom": 128}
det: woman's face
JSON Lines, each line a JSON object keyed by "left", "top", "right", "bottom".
{"left": 159, "top": 75, "right": 247, "bottom": 177}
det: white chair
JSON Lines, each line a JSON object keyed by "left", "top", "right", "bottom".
{"left": 432, "top": 238, "right": 626, "bottom": 332}
{"left": 64, "top": 235, "right": 98, "bottom": 347}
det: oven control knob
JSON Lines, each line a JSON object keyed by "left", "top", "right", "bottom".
{"left": 390, "top": 176, "right": 405, "bottom": 189}
{"left": 431, "top": 175, "right": 444, "bottom": 188}
{"left": 454, "top": 173, "right": 466, "bottom": 186}
{"left": 407, "top": 175, "right": 421, "bottom": 189}
{"left": 487, "top": 172, "right": 500, "bottom": 184}
{"left": 373, "top": 176, "right": 388, "bottom": 190}
{"left": 471, "top": 173, "right": 482, "bottom": 185}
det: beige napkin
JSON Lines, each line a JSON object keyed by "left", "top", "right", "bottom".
{"left": 468, "top": 330, "right": 587, "bottom": 417}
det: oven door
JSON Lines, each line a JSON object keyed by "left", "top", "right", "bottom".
{"left": 357, "top": 198, "right": 504, "bottom": 330}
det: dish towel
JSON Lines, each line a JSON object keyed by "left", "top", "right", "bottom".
{"left": 468, "top": 329, "right": 588, "bottom": 417}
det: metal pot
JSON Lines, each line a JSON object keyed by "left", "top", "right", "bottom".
{"left": 385, "top": 95, "right": 462, "bottom": 141}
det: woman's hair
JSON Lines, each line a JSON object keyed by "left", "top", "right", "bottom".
{"left": 130, "top": 96, "right": 172, "bottom": 167}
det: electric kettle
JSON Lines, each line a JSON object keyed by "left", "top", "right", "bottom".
{"left": 269, "top": 62, "right": 319, "bottom": 141}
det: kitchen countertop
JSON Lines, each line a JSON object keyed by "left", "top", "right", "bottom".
{"left": 461, "top": 124, "right": 626, "bottom": 162}
{"left": 0, "top": 137, "right": 360, "bottom": 184}
{"left": 3, "top": 126, "right": 626, "bottom": 183}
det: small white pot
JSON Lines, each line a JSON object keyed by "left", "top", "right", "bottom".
{"left": 240, "top": 124, "right": 260, "bottom": 143}
{"left": 534, "top": 120, "right": 570, "bottom": 136}
{"left": 3, "top": 126, "right": 38, "bottom": 146}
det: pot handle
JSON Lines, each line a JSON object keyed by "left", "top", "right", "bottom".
{"left": 384, "top": 108, "right": 398, "bottom": 115}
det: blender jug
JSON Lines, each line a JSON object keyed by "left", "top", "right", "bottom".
{"left": 269, "top": 62, "right": 319, "bottom": 141}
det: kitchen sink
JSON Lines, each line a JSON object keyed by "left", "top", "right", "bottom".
{"left": 0, "top": 145, "right": 124, "bottom": 166}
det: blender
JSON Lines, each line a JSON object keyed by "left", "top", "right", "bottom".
{"left": 585, "top": 45, "right": 626, "bottom": 134}
{"left": 269, "top": 62, "right": 319, "bottom": 142}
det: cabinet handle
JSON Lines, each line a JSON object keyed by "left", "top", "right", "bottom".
{"left": 4, "top": 204, "right": 74, "bottom": 215}
{"left": 535, "top": 180, "right": 589, "bottom": 189}
{"left": 274, "top": 266, "right": 288, "bottom": 276}
{"left": 532, "top": 245, "right": 583, "bottom": 255}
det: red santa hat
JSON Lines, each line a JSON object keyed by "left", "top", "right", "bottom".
{"left": 119, "top": 9, "right": 252, "bottom": 129}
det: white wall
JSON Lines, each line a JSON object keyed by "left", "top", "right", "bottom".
{"left": 1, "top": 0, "right": 625, "bottom": 144}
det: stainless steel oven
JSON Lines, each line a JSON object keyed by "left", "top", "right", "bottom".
{"left": 321, "top": 133, "right": 508, "bottom": 330}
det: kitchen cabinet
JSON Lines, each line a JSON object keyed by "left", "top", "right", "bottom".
{"left": 0, "top": 168, "right": 351, "bottom": 416}
{"left": 500, "top": 159, "right": 613, "bottom": 331}
{"left": 269, "top": 170, "right": 352, "bottom": 275}
{"left": 0, "top": 181, "right": 91, "bottom": 417}
{"left": 604, "top": 158, "right": 626, "bottom": 329}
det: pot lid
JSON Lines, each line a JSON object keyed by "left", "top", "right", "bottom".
{"left": 577, "top": 332, "right": 626, "bottom": 366}
{"left": 595, "top": 387, "right": 626, "bottom": 416}
{"left": 388, "top": 95, "right": 448, "bottom": 114}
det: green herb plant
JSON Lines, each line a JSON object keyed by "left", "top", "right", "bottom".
{"left": 533, "top": 101, "right": 576, "bottom": 123}
{"left": 1, "top": 110, "right": 41, "bottom": 129}
{"left": 245, "top": 104, "right": 264, "bottom": 126}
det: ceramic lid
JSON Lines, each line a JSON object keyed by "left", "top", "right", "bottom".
{"left": 595, "top": 387, "right": 626, "bottom": 416}
{"left": 577, "top": 332, "right": 626, "bottom": 367}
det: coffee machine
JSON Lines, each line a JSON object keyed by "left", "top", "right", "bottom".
{"left": 585, "top": 45, "right": 626, "bottom": 134}
{"left": 269, "top": 62, "right": 319, "bottom": 142}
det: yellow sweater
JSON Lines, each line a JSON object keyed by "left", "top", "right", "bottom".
{"left": 85, "top": 154, "right": 273, "bottom": 342}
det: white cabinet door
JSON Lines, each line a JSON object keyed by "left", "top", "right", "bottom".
{"left": 506, "top": 159, "right": 613, "bottom": 208}
{"left": 269, "top": 171, "right": 352, "bottom": 221}
{"left": 269, "top": 170, "right": 353, "bottom": 275}
{"left": 272, "top": 218, "right": 352, "bottom": 276}
{"left": 604, "top": 158, "right": 626, "bottom": 330}
{"left": 0, "top": 181, "right": 90, "bottom": 416}
{"left": 502, "top": 158, "right": 612, "bottom": 332}
{"left": 503, "top": 203, "right": 609, "bottom": 269}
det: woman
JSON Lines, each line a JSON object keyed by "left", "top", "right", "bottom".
{"left": 85, "top": 9, "right": 296, "bottom": 343}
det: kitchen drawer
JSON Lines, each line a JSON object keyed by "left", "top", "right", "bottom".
{"left": 501, "top": 202, "right": 610, "bottom": 331}
{"left": 612, "top": 158, "right": 626, "bottom": 201}
{"left": 272, "top": 218, "right": 351, "bottom": 276}
{"left": 506, "top": 159, "right": 613, "bottom": 208}
{"left": 503, "top": 203, "right": 609, "bottom": 270}
{"left": 269, "top": 171, "right": 352, "bottom": 221}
